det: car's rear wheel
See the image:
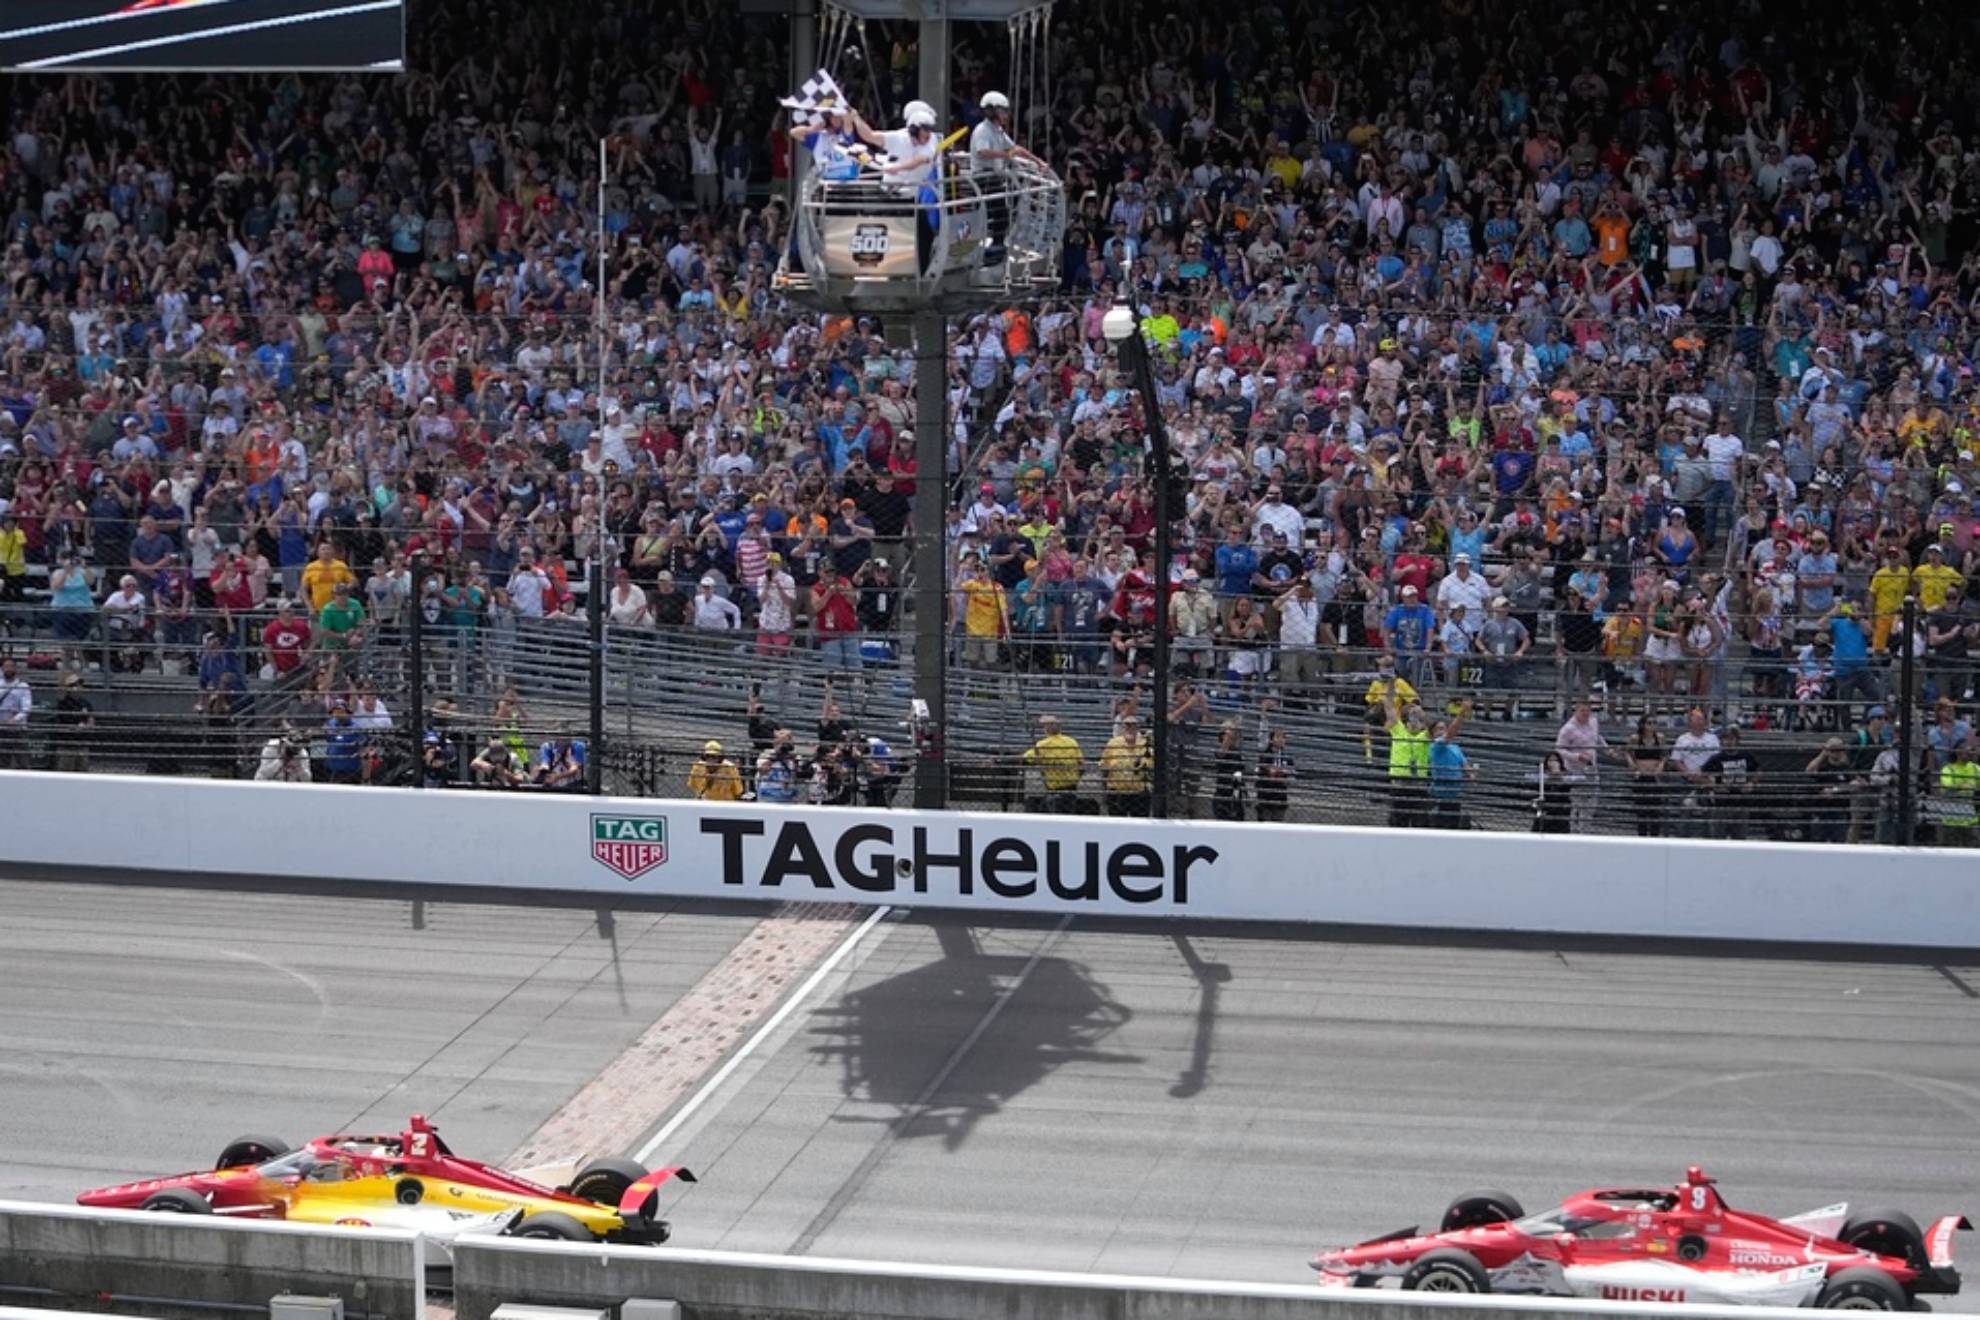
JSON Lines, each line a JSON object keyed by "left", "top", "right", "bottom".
{"left": 141, "top": 1189, "right": 212, "bottom": 1214}
{"left": 1840, "top": 1209, "right": 1929, "bottom": 1270}
{"left": 510, "top": 1212, "right": 593, "bottom": 1242}
{"left": 215, "top": 1135, "right": 290, "bottom": 1170}
{"left": 566, "top": 1157, "right": 649, "bottom": 1207}
{"left": 1440, "top": 1190, "right": 1525, "bottom": 1232}
{"left": 1403, "top": 1248, "right": 1490, "bottom": 1294}
{"left": 1817, "top": 1267, "right": 1908, "bottom": 1311}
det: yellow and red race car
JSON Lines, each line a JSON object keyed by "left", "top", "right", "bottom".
{"left": 78, "top": 1114, "right": 694, "bottom": 1245}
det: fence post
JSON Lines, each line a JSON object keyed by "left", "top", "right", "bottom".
{"left": 408, "top": 553, "right": 426, "bottom": 788}
{"left": 1897, "top": 594, "right": 1917, "bottom": 846}
{"left": 587, "top": 557, "right": 605, "bottom": 796}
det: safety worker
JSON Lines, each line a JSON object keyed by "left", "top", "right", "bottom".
{"left": 688, "top": 739, "right": 746, "bottom": 801}
{"left": 969, "top": 91, "right": 1040, "bottom": 261}
{"left": 1941, "top": 737, "right": 1979, "bottom": 847}
{"left": 1022, "top": 714, "right": 1085, "bottom": 814}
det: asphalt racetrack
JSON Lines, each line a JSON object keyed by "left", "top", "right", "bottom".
{"left": 0, "top": 878, "right": 748, "bottom": 1201}
{"left": 0, "top": 0, "right": 403, "bottom": 70}
{"left": 3, "top": 879, "right": 1978, "bottom": 1286}
{"left": 654, "top": 914, "right": 1980, "bottom": 1283}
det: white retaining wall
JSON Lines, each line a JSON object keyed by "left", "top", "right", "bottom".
{"left": 1, "top": 771, "right": 1972, "bottom": 948}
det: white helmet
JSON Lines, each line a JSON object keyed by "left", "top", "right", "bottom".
{"left": 980, "top": 91, "right": 1009, "bottom": 111}
{"left": 904, "top": 100, "right": 937, "bottom": 128}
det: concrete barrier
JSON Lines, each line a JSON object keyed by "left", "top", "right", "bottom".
{"left": 2, "top": 771, "right": 1977, "bottom": 948}
{"left": 0, "top": 1201, "right": 423, "bottom": 1320}
{"left": 449, "top": 1239, "right": 1980, "bottom": 1320}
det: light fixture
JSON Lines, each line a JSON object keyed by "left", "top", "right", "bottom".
{"left": 1100, "top": 304, "right": 1136, "bottom": 344}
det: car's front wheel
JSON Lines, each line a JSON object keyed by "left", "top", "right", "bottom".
{"left": 1817, "top": 1267, "right": 1908, "bottom": 1311}
{"left": 141, "top": 1189, "right": 212, "bottom": 1214}
{"left": 510, "top": 1212, "right": 593, "bottom": 1242}
{"left": 1403, "top": 1249, "right": 1491, "bottom": 1294}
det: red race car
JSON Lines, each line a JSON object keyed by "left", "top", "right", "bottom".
{"left": 1311, "top": 1167, "right": 1968, "bottom": 1310}
{"left": 77, "top": 1114, "right": 693, "bottom": 1245}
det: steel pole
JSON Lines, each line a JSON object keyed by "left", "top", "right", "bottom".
{"left": 587, "top": 557, "right": 605, "bottom": 795}
{"left": 908, "top": 15, "right": 952, "bottom": 810}
{"left": 789, "top": 0, "right": 814, "bottom": 216}
{"left": 1118, "top": 326, "right": 1171, "bottom": 817}
{"left": 1897, "top": 594, "right": 1918, "bottom": 845}
{"left": 407, "top": 554, "right": 425, "bottom": 787}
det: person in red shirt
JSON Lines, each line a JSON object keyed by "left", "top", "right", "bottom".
{"left": 810, "top": 564, "right": 862, "bottom": 674}
{"left": 209, "top": 547, "right": 255, "bottom": 615}
{"left": 261, "top": 599, "right": 313, "bottom": 676}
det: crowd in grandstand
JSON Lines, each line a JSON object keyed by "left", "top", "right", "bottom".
{"left": 0, "top": 0, "right": 1976, "bottom": 831}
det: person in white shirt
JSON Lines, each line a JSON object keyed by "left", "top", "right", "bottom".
{"left": 850, "top": 102, "right": 942, "bottom": 272}
{"left": 0, "top": 658, "right": 30, "bottom": 730}
{"left": 351, "top": 689, "right": 393, "bottom": 732}
{"left": 691, "top": 576, "right": 743, "bottom": 631}
{"left": 1435, "top": 554, "right": 1491, "bottom": 621}
{"left": 1251, "top": 486, "right": 1304, "bottom": 545}
{"left": 970, "top": 91, "right": 1040, "bottom": 258}
{"left": 757, "top": 556, "right": 798, "bottom": 643}
{"left": 607, "top": 569, "right": 650, "bottom": 627}
{"left": 508, "top": 553, "right": 550, "bottom": 618}
{"left": 1670, "top": 707, "right": 1723, "bottom": 829}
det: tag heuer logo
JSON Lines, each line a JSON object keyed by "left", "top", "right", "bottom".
{"left": 591, "top": 815, "right": 668, "bottom": 879}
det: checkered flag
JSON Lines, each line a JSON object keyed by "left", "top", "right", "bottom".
{"left": 782, "top": 68, "right": 893, "bottom": 170}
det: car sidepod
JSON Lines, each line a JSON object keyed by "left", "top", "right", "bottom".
{"left": 1559, "top": 1260, "right": 1832, "bottom": 1307}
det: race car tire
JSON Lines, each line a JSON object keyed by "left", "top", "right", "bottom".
{"left": 1817, "top": 1267, "right": 1909, "bottom": 1311}
{"left": 1840, "top": 1209, "right": 1929, "bottom": 1270}
{"left": 215, "top": 1135, "right": 290, "bottom": 1170}
{"left": 1440, "top": 1190, "right": 1525, "bottom": 1232}
{"left": 566, "top": 1157, "right": 650, "bottom": 1207}
{"left": 511, "top": 1212, "right": 594, "bottom": 1242}
{"left": 1403, "top": 1249, "right": 1491, "bottom": 1294}
{"left": 141, "top": 1189, "right": 212, "bottom": 1214}
{"left": 395, "top": 1178, "right": 424, "bottom": 1205}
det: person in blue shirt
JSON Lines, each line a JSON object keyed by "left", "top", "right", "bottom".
{"left": 1427, "top": 699, "right": 1475, "bottom": 830}
{"left": 1213, "top": 525, "right": 1258, "bottom": 605}
{"left": 1826, "top": 602, "right": 1880, "bottom": 712}
{"left": 323, "top": 705, "right": 364, "bottom": 783}
{"left": 786, "top": 98, "right": 862, "bottom": 182}
{"left": 1383, "top": 584, "right": 1437, "bottom": 686}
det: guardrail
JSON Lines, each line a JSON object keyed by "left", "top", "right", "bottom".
{"left": 0, "top": 1200, "right": 423, "bottom": 1320}
{"left": 450, "top": 1238, "right": 1980, "bottom": 1320}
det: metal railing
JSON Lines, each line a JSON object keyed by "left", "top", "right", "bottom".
{"left": 2, "top": 597, "right": 1970, "bottom": 845}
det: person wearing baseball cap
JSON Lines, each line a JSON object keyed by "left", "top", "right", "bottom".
{"left": 688, "top": 740, "right": 744, "bottom": 801}
{"left": 1384, "top": 581, "right": 1437, "bottom": 689}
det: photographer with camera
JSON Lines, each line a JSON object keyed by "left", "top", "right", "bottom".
{"left": 254, "top": 725, "right": 312, "bottom": 783}
{"left": 754, "top": 727, "right": 802, "bottom": 803}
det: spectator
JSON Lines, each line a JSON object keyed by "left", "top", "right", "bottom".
{"left": 1805, "top": 737, "right": 1860, "bottom": 844}
{"left": 689, "top": 740, "right": 746, "bottom": 801}
{"left": 810, "top": 564, "right": 862, "bottom": 673}
{"left": 255, "top": 731, "right": 312, "bottom": 783}
{"left": 300, "top": 543, "right": 357, "bottom": 615}
{"left": 0, "top": 658, "right": 30, "bottom": 768}
{"left": 1554, "top": 701, "right": 1608, "bottom": 834}
{"left": 471, "top": 735, "right": 528, "bottom": 789}
{"left": 535, "top": 736, "right": 588, "bottom": 791}
{"left": 323, "top": 703, "right": 364, "bottom": 784}
{"left": 318, "top": 581, "right": 367, "bottom": 653}
{"left": 1379, "top": 688, "right": 1431, "bottom": 829}
{"left": 1703, "top": 726, "right": 1763, "bottom": 841}
{"left": 1022, "top": 715, "right": 1084, "bottom": 813}
{"left": 1099, "top": 715, "right": 1153, "bottom": 816}
{"left": 755, "top": 729, "right": 803, "bottom": 803}
{"left": 51, "top": 673, "right": 94, "bottom": 774}
{"left": 1941, "top": 739, "right": 1980, "bottom": 847}
{"left": 1383, "top": 585, "right": 1436, "bottom": 688}
{"left": 1255, "top": 729, "right": 1296, "bottom": 823}
{"left": 1426, "top": 699, "right": 1475, "bottom": 830}
{"left": 101, "top": 575, "right": 149, "bottom": 673}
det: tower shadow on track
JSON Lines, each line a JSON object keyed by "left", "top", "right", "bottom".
{"left": 808, "top": 919, "right": 1141, "bottom": 1150}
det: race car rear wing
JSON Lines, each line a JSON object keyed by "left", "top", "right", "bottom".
{"left": 1915, "top": 1213, "right": 1971, "bottom": 1295}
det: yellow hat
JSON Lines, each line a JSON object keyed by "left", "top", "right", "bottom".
{"left": 703, "top": 740, "right": 723, "bottom": 754}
